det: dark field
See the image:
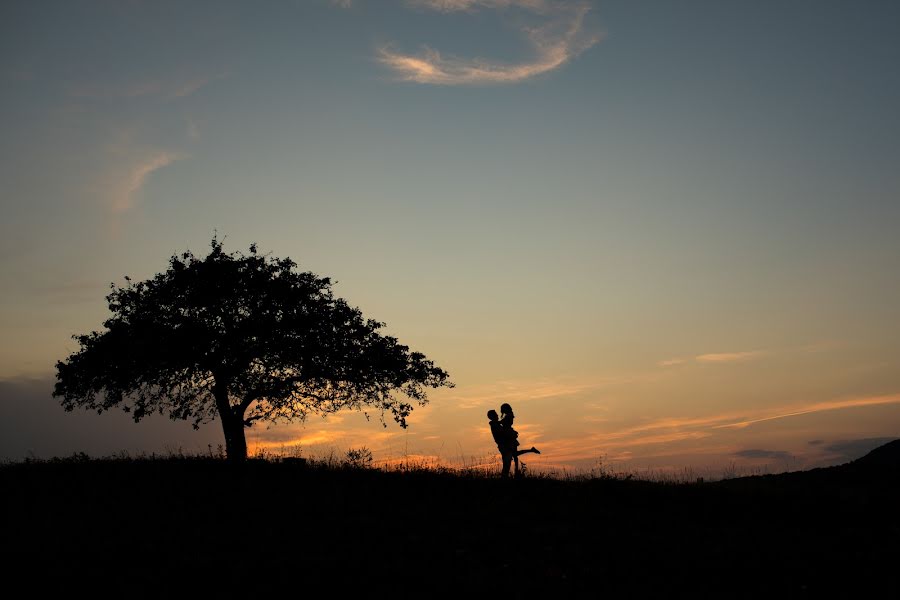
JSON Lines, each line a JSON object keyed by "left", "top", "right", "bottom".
{"left": 4, "top": 443, "right": 900, "bottom": 598}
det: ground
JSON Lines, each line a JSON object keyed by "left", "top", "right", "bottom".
{"left": 4, "top": 443, "right": 900, "bottom": 597}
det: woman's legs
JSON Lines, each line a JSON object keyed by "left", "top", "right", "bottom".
{"left": 513, "top": 447, "right": 540, "bottom": 457}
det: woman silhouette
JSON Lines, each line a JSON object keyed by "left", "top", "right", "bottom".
{"left": 499, "top": 402, "right": 540, "bottom": 476}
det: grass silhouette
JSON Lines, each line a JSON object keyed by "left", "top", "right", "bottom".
{"left": 4, "top": 442, "right": 900, "bottom": 597}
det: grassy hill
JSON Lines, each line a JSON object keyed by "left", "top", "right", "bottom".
{"left": 4, "top": 443, "right": 900, "bottom": 597}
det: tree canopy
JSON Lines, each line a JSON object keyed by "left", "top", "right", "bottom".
{"left": 54, "top": 238, "right": 452, "bottom": 460}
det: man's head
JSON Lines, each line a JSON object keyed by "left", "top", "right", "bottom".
{"left": 487, "top": 409, "right": 498, "bottom": 422}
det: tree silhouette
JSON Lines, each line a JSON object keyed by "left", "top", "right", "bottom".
{"left": 54, "top": 238, "right": 452, "bottom": 461}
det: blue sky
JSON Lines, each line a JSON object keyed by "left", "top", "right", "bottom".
{"left": 2, "top": 1, "right": 899, "bottom": 473}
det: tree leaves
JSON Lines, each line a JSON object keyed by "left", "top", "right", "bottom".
{"left": 54, "top": 238, "right": 453, "bottom": 446}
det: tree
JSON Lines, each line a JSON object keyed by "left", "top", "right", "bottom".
{"left": 54, "top": 238, "right": 452, "bottom": 461}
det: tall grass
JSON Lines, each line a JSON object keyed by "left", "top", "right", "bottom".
{"left": 1, "top": 444, "right": 785, "bottom": 484}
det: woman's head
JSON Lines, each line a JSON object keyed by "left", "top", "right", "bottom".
{"left": 500, "top": 403, "right": 513, "bottom": 415}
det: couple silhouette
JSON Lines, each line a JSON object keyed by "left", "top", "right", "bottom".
{"left": 487, "top": 402, "right": 540, "bottom": 478}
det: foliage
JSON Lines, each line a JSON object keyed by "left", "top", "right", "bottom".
{"left": 345, "top": 446, "right": 374, "bottom": 468}
{"left": 54, "top": 237, "right": 452, "bottom": 459}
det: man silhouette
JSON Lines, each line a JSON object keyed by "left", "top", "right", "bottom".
{"left": 487, "top": 409, "right": 514, "bottom": 477}
{"left": 488, "top": 408, "right": 541, "bottom": 478}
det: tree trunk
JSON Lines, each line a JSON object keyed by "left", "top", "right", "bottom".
{"left": 214, "top": 379, "right": 247, "bottom": 462}
{"left": 221, "top": 415, "right": 248, "bottom": 462}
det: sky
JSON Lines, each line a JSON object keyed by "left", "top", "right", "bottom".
{"left": 2, "top": 0, "right": 900, "bottom": 475}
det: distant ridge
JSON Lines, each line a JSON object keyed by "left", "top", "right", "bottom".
{"left": 847, "top": 438, "right": 900, "bottom": 471}
{"left": 719, "top": 438, "right": 900, "bottom": 488}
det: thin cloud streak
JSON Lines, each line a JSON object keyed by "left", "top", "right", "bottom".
{"left": 549, "top": 393, "right": 900, "bottom": 463}
{"left": 734, "top": 449, "right": 794, "bottom": 461}
{"left": 378, "top": 1, "right": 600, "bottom": 85}
{"left": 186, "top": 117, "right": 201, "bottom": 141}
{"left": 715, "top": 394, "right": 900, "bottom": 430}
{"left": 168, "top": 74, "right": 222, "bottom": 99}
{"left": 408, "top": 0, "right": 552, "bottom": 12}
{"left": 246, "top": 391, "right": 900, "bottom": 468}
{"left": 659, "top": 350, "right": 765, "bottom": 367}
{"left": 250, "top": 423, "right": 408, "bottom": 455}
{"left": 69, "top": 72, "right": 228, "bottom": 100}
{"left": 658, "top": 358, "right": 687, "bottom": 367}
{"left": 449, "top": 372, "right": 661, "bottom": 409}
{"left": 589, "top": 414, "right": 741, "bottom": 440}
{"left": 450, "top": 378, "right": 601, "bottom": 409}
{"left": 111, "top": 152, "right": 182, "bottom": 214}
{"left": 598, "top": 430, "right": 712, "bottom": 449}
{"left": 659, "top": 342, "right": 837, "bottom": 368}
{"left": 697, "top": 351, "right": 764, "bottom": 363}
{"left": 612, "top": 393, "right": 900, "bottom": 440}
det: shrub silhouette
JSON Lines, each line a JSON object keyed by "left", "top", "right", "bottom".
{"left": 54, "top": 237, "right": 452, "bottom": 461}
{"left": 345, "top": 446, "right": 374, "bottom": 468}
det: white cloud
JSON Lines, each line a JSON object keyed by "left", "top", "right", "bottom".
{"left": 379, "top": 1, "right": 600, "bottom": 85}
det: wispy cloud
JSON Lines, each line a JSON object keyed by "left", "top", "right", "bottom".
{"left": 451, "top": 378, "right": 598, "bottom": 409}
{"left": 168, "top": 73, "right": 225, "bottom": 99}
{"left": 544, "top": 392, "right": 900, "bottom": 463}
{"left": 227, "top": 388, "right": 900, "bottom": 470}
{"left": 714, "top": 394, "right": 900, "bottom": 430}
{"left": 658, "top": 342, "right": 840, "bottom": 368}
{"left": 601, "top": 393, "right": 900, "bottom": 439}
{"left": 821, "top": 437, "right": 898, "bottom": 463}
{"left": 87, "top": 127, "right": 189, "bottom": 232}
{"left": 69, "top": 72, "right": 228, "bottom": 100}
{"left": 378, "top": 1, "right": 600, "bottom": 85}
{"left": 186, "top": 117, "right": 201, "bottom": 141}
{"left": 658, "top": 358, "right": 687, "bottom": 367}
{"left": 696, "top": 351, "right": 764, "bottom": 363}
{"left": 247, "top": 415, "right": 421, "bottom": 458}
{"left": 733, "top": 448, "right": 794, "bottom": 461}
{"left": 659, "top": 350, "right": 764, "bottom": 367}
{"left": 111, "top": 151, "right": 182, "bottom": 214}
{"left": 449, "top": 373, "right": 658, "bottom": 409}
{"left": 408, "top": 0, "right": 552, "bottom": 12}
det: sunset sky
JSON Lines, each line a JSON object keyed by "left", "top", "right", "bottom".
{"left": 2, "top": 0, "right": 899, "bottom": 475}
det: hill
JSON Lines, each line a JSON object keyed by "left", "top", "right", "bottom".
{"left": 845, "top": 438, "right": 900, "bottom": 471}
{"left": 3, "top": 445, "right": 900, "bottom": 598}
